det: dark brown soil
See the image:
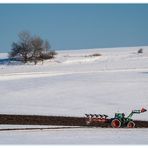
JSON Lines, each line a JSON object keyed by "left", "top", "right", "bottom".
{"left": 0, "top": 114, "right": 148, "bottom": 128}
{"left": 0, "top": 114, "right": 85, "bottom": 126}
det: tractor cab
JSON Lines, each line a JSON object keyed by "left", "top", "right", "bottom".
{"left": 114, "top": 113, "right": 125, "bottom": 119}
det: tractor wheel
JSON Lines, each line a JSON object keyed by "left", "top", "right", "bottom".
{"left": 111, "top": 119, "right": 121, "bottom": 128}
{"left": 127, "top": 121, "right": 135, "bottom": 128}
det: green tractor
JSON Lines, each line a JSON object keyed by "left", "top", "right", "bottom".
{"left": 111, "top": 108, "right": 147, "bottom": 128}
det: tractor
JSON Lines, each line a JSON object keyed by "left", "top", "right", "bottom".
{"left": 111, "top": 108, "right": 147, "bottom": 128}
{"left": 85, "top": 108, "right": 147, "bottom": 128}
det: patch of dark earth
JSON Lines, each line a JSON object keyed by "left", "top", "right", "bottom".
{"left": 0, "top": 114, "right": 148, "bottom": 130}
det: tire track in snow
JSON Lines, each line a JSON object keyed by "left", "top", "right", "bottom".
{"left": 0, "top": 126, "right": 82, "bottom": 132}
{"left": 0, "top": 68, "right": 148, "bottom": 81}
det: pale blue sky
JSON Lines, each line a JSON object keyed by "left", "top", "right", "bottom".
{"left": 0, "top": 4, "right": 148, "bottom": 52}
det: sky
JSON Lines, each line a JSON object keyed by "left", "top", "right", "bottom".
{"left": 0, "top": 4, "right": 148, "bottom": 52}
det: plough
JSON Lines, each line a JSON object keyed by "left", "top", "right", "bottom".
{"left": 85, "top": 108, "right": 147, "bottom": 128}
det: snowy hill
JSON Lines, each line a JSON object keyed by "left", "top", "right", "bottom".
{"left": 0, "top": 46, "right": 148, "bottom": 144}
{"left": 0, "top": 46, "right": 148, "bottom": 120}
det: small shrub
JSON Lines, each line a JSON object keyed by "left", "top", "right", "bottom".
{"left": 91, "top": 53, "right": 102, "bottom": 57}
{"left": 137, "top": 48, "right": 143, "bottom": 54}
{"left": 41, "top": 50, "right": 57, "bottom": 60}
{"left": 85, "top": 53, "right": 102, "bottom": 57}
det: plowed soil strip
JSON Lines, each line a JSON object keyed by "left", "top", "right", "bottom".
{"left": 0, "top": 114, "right": 148, "bottom": 128}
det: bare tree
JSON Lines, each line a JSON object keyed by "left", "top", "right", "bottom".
{"left": 18, "top": 31, "right": 31, "bottom": 44}
{"left": 9, "top": 31, "right": 56, "bottom": 64}
{"left": 44, "top": 40, "right": 51, "bottom": 53}
{"left": 31, "top": 36, "right": 44, "bottom": 64}
{"left": 9, "top": 42, "right": 21, "bottom": 58}
{"left": 9, "top": 31, "right": 32, "bottom": 63}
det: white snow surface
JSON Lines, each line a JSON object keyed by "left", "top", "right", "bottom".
{"left": 0, "top": 128, "right": 148, "bottom": 145}
{"left": 0, "top": 46, "right": 148, "bottom": 144}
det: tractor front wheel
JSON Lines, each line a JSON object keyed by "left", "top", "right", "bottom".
{"left": 127, "top": 121, "right": 135, "bottom": 128}
{"left": 111, "top": 119, "right": 121, "bottom": 128}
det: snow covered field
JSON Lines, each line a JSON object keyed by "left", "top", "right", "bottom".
{"left": 0, "top": 127, "right": 148, "bottom": 144}
{"left": 0, "top": 46, "right": 148, "bottom": 144}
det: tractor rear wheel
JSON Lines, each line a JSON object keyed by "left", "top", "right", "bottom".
{"left": 127, "top": 121, "right": 135, "bottom": 128}
{"left": 111, "top": 119, "right": 121, "bottom": 128}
